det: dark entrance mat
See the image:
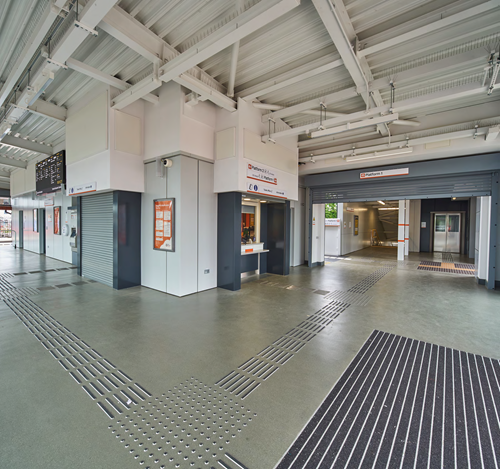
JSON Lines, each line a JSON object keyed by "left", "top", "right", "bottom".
{"left": 277, "top": 330, "right": 500, "bottom": 468}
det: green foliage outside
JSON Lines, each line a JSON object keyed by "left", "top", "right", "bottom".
{"left": 325, "top": 203, "right": 337, "bottom": 219}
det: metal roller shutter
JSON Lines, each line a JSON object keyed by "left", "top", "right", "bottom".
{"left": 81, "top": 193, "right": 114, "bottom": 287}
{"left": 312, "top": 173, "right": 492, "bottom": 204}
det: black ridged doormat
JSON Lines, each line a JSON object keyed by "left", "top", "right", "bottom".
{"left": 277, "top": 330, "right": 500, "bottom": 468}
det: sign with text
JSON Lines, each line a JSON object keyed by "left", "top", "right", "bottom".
{"left": 154, "top": 199, "right": 175, "bottom": 251}
{"left": 246, "top": 163, "right": 277, "bottom": 185}
{"left": 54, "top": 206, "right": 61, "bottom": 235}
{"left": 360, "top": 168, "right": 409, "bottom": 180}
{"left": 325, "top": 218, "right": 341, "bottom": 226}
{"left": 67, "top": 182, "right": 97, "bottom": 196}
{"left": 247, "top": 182, "right": 286, "bottom": 199}
{"left": 36, "top": 151, "right": 66, "bottom": 195}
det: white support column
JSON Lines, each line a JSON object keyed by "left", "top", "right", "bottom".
{"left": 398, "top": 199, "right": 405, "bottom": 261}
{"left": 405, "top": 199, "right": 410, "bottom": 256}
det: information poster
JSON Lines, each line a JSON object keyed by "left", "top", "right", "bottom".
{"left": 54, "top": 207, "right": 61, "bottom": 235}
{"left": 154, "top": 199, "right": 174, "bottom": 251}
{"left": 33, "top": 209, "right": 38, "bottom": 233}
{"left": 354, "top": 215, "right": 359, "bottom": 236}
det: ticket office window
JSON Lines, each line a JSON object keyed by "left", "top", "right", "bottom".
{"left": 241, "top": 202, "right": 261, "bottom": 244}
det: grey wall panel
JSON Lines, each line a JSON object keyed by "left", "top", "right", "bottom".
{"left": 198, "top": 161, "right": 217, "bottom": 292}
{"left": 312, "top": 173, "right": 492, "bottom": 204}
{"left": 305, "top": 153, "right": 500, "bottom": 188}
{"left": 114, "top": 191, "right": 141, "bottom": 290}
{"left": 141, "top": 162, "right": 167, "bottom": 292}
{"left": 81, "top": 192, "right": 114, "bottom": 287}
{"left": 217, "top": 192, "right": 241, "bottom": 291}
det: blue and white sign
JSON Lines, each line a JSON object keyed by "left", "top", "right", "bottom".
{"left": 67, "top": 182, "right": 97, "bottom": 196}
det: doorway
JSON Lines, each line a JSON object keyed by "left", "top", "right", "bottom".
{"left": 433, "top": 213, "right": 461, "bottom": 253}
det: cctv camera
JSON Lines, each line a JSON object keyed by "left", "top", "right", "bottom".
{"left": 163, "top": 159, "right": 173, "bottom": 168}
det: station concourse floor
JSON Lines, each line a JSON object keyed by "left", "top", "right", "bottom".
{"left": 1, "top": 245, "right": 499, "bottom": 469}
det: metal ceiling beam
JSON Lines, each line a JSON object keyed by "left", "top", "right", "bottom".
{"left": 1, "top": 135, "right": 52, "bottom": 155}
{"left": 11, "top": 99, "right": 67, "bottom": 123}
{"left": 359, "top": 0, "right": 500, "bottom": 58}
{"left": 265, "top": 48, "right": 488, "bottom": 122}
{"left": 100, "top": 6, "right": 235, "bottom": 111}
{"left": 158, "top": 0, "right": 300, "bottom": 85}
{"left": 227, "top": 0, "right": 245, "bottom": 98}
{"left": 3, "top": 0, "right": 120, "bottom": 130}
{"left": 0, "top": 170, "right": 10, "bottom": 178}
{"left": 66, "top": 58, "right": 159, "bottom": 105}
{"left": 0, "top": 1, "right": 62, "bottom": 109}
{"left": 311, "top": 0, "right": 388, "bottom": 136}
{"left": 238, "top": 58, "right": 344, "bottom": 101}
{"left": 0, "top": 155, "right": 28, "bottom": 169}
{"left": 267, "top": 83, "right": 488, "bottom": 139}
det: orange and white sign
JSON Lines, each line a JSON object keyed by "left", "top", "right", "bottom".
{"left": 247, "top": 163, "right": 277, "bottom": 185}
{"left": 360, "top": 168, "right": 409, "bottom": 179}
{"left": 154, "top": 199, "right": 174, "bottom": 251}
{"left": 54, "top": 206, "right": 61, "bottom": 235}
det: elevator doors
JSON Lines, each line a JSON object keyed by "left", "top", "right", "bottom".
{"left": 433, "top": 213, "right": 460, "bottom": 253}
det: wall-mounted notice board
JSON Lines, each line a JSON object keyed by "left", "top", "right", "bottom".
{"left": 154, "top": 198, "right": 174, "bottom": 251}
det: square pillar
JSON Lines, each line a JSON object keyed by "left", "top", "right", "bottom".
{"left": 398, "top": 199, "right": 405, "bottom": 260}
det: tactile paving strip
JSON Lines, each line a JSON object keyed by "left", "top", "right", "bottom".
{"left": 3, "top": 296, "right": 152, "bottom": 421}
{"left": 347, "top": 267, "right": 394, "bottom": 294}
{"left": 417, "top": 266, "right": 474, "bottom": 275}
{"left": 108, "top": 377, "right": 255, "bottom": 468}
{"left": 324, "top": 290, "right": 372, "bottom": 306}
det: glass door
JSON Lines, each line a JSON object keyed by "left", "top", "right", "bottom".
{"left": 433, "top": 213, "right": 461, "bottom": 253}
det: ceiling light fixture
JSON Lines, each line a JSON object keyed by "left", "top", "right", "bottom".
{"left": 378, "top": 201, "right": 385, "bottom": 205}
{"left": 310, "top": 113, "right": 399, "bottom": 139}
{"left": 345, "top": 147, "right": 413, "bottom": 162}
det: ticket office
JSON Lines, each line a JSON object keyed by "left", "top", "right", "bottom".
{"left": 217, "top": 191, "right": 291, "bottom": 291}
{"left": 241, "top": 198, "right": 268, "bottom": 277}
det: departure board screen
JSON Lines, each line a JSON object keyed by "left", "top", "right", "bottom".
{"left": 35, "top": 151, "right": 66, "bottom": 196}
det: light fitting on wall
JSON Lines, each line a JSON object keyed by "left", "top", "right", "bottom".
{"left": 345, "top": 147, "right": 413, "bottom": 162}
{"left": 267, "top": 117, "right": 276, "bottom": 144}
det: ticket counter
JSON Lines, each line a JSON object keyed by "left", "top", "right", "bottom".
{"left": 241, "top": 200, "right": 269, "bottom": 277}
{"left": 217, "top": 192, "right": 291, "bottom": 291}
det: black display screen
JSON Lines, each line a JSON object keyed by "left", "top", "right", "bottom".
{"left": 35, "top": 151, "right": 66, "bottom": 196}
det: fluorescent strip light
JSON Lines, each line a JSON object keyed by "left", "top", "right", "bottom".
{"left": 345, "top": 147, "right": 413, "bottom": 162}
{"left": 378, "top": 207, "right": 399, "bottom": 210}
{"left": 310, "top": 113, "right": 399, "bottom": 139}
{"left": 378, "top": 200, "right": 385, "bottom": 205}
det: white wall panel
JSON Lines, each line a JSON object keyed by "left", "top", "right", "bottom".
{"left": 312, "top": 203, "right": 325, "bottom": 264}
{"left": 166, "top": 156, "right": 198, "bottom": 297}
{"left": 198, "top": 161, "right": 217, "bottom": 291}
{"left": 141, "top": 162, "right": 167, "bottom": 292}
{"left": 66, "top": 92, "right": 108, "bottom": 164}
{"left": 115, "top": 110, "right": 141, "bottom": 156}
{"left": 144, "top": 83, "right": 182, "bottom": 161}
{"left": 11, "top": 170, "right": 26, "bottom": 197}
{"left": 290, "top": 187, "right": 305, "bottom": 266}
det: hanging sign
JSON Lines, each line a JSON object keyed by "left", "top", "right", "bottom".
{"left": 154, "top": 198, "right": 175, "bottom": 251}
{"left": 246, "top": 163, "right": 278, "bottom": 185}
{"left": 247, "top": 182, "right": 286, "bottom": 199}
{"left": 360, "top": 168, "right": 409, "bottom": 179}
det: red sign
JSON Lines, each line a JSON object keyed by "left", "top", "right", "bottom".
{"left": 154, "top": 199, "right": 174, "bottom": 251}
{"left": 54, "top": 206, "right": 61, "bottom": 235}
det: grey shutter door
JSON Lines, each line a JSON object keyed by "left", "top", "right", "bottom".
{"left": 312, "top": 173, "right": 492, "bottom": 204}
{"left": 81, "top": 193, "right": 114, "bottom": 287}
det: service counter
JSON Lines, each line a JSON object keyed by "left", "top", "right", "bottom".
{"left": 240, "top": 242, "right": 269, "bottom": 277}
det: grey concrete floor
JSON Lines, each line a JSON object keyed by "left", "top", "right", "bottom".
{"left": 0, "top": 245, "right": 499, "bottom": 469}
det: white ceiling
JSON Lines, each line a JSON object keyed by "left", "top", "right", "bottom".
{"left": 0, "top": 0, "right": 499, "bottom": 186}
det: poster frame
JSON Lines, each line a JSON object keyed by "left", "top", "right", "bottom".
{"left": 54, "top": 206, "right": 61, "bottom": 235}
{"left": 153, "top": 198, "right": 175, "bottom": 252}
{"left": 354, "top": 214, "right": 359, "bottom": 236}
